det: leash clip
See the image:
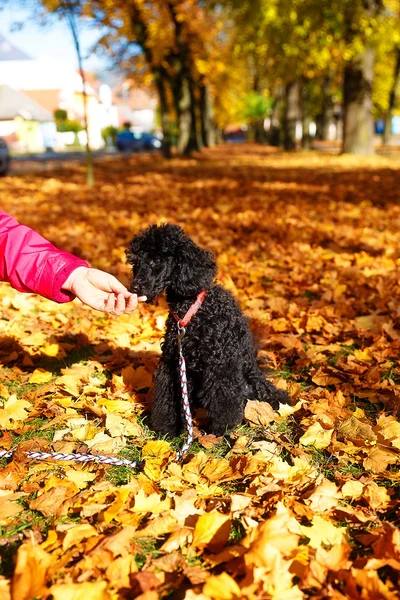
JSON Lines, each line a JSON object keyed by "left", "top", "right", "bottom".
{"left": 177, "top": 323, "right": 186, "bottom": 354}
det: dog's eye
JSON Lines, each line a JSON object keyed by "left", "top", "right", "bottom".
{"left": 149, "top": 258, "right": 160, "bottom": 268}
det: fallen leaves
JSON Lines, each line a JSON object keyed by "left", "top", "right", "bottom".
{"left": 0, "top": 396, "right": 31, "bottom": 429}
{"left": 0, "top": 148, "right": 400, "bottom": 599}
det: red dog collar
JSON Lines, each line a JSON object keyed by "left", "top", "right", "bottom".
{"left": 171, "top": 290, "right": 207, "bottom": 327}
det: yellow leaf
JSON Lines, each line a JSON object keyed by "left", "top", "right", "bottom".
{"left": 245, "top": 503, "right": 302, "bottom": 566}
{"left": 301, "top": 516, "right": 346, "bottom": 549}
{"left": 353, "top": 348, "right": 373, "bottom": 362}
{"left": 42, "top": 343, "right": 66, "bottom": 358}
{"left": 0, "top": 395, "right": 31, "bottom": 429}
{"left": 0, "top": 492, "right": 25, "bottom": 522}
{"left": 362, "top": 482, "right": 391, "bottom": 510}
{"left": 106, "top": 412, "right": 143, "bottom": 438}
{"left": 40, "top": 529, "right": 59, "bottom": 552}
{"left": 363, "top": 446, "right": 398, "bottom": 473}
{"left": 29, "top": 369, "right": 53, "bottom": 384}
{"left": 0, "top": 383, "right": 10, "bottom": 399}
{"left": 49, "top": 582, "right": 112, "bottom": 600}
{"left": 311, "top": 368, "right": 341, "bottom": 386}
{"left": 300, "top": 421, "right": 333, "bottom": 449}
{"left": 135, "top": 514, "right": 178, "bottom": 538}
{"left": 122, "top": 365, "right": 152, "bottom": 390}
{"left": 192, "top": 511, "right": 231, "bottom": 550}
{"left": 63, "top": 524, "right": 98, "bottom": 551}
{"left": 98, "top": 398, "right": 136, "bottom": 414}
{"left": 142, "top": 440, "right": 172, "bottom": 459}
{"left": 106, "top": 555, "right": 138, "bottom": 590}
{"left": 71, "top": 422, "right": 101, "bottom": 442}
{"left": 21, "top": 332, "right": 47, "bottom": 347}
{"left": 142, "top": 440, "right": 173, "bottom": 480}
{"left": 11, "top": 543, "right": 51, "bottom": 600}
{"left": 103, "top": 488, "right": 131, "bottom": 524}
{"left": 56, "top": 374, "right": 81, "bottom": 397}
{"left": 377, "top": 415, "right": 400, "bottom": 449}
{"left": 277, "top": 400, "right": 304, "bottom": 417}
{"left": 307, "top": 480, "right": 341, "bottom": 513}
{"left": 63, "top": 468, "right": 97, "bottom": 490}
{"left": 244, "top": 400, "right": 276, "bottom": 426}
{"left": 341, "top": 480, "right": 364, "bottom": 499}
{"left": 337, "top": 416, "right": 377, "bottom": 442}
{"left": 0, "top": 578, "right": 10, "bottom": 600}
{"left": 131, "top": 488, "right": 171, "bottom": 514}
{"left": 203, "top": 573, "right": 240, "bottom": 600}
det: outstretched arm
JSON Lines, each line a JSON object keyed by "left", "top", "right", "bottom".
{"left": 0, "top": 211, "right": 146, "bottom": 314}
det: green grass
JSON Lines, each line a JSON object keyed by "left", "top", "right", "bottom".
{"left": 106, "top": 445, "right": 145, "bottom": 485}
{"left": 228, "top": 519, "right": 246, "bottom": 543}
{"left": 10, "top": 417, "right": 59, "bottom": 446}
{"left": 380, "top": 363, "right": 400, "bottom": 383}
{"left": 134, "top": 537, "right": 163, "bottom": 569}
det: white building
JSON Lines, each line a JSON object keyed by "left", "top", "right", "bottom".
{"left": 0, "top": 34, "right": 118, "bottom": 150}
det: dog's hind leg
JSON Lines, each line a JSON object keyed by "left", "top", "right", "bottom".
{"left": 152, "top": 361, "right": 180, "bottom": 437}
{"left": 199, "top": 365, "right": 247, "bottom": 435}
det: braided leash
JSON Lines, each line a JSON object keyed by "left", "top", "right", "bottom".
{"left": 0, "top": 448, "right": 143, "bottom": 468}
{"left": 0, "top": 345, "right": 195, "bottom": 468}
{"left": 174, "top": 324, "right": 194, "bottom": 461}
{"left": 0, "top": 334, "right": 194, "bottom": 469}
{"left": 0, "top": 342, "right": 194, "bottom": 469}
{"left": 0, "top": 294, "right": 206, "bottom": 470}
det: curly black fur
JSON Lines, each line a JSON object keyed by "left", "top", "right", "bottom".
{"left": 127, "top": 223, "right": 288, "bottom": 436}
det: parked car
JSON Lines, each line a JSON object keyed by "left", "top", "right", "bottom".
{"left": 0, "top": 138, "right": 10, "bottom": 176}
{"left": 116, "top": 129, "right": 161, "bottom": 152}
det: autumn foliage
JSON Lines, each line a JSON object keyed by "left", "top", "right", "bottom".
{"left": 0, "top": 146, "right": 400, "bottom": 599}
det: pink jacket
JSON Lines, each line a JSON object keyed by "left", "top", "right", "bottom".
{"left": 0, "top": 210, "right": 88, "bottom": 303}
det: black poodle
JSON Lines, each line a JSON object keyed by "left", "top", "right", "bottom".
{"left": 127, "top": 223, "right": 288, "bottom": 437}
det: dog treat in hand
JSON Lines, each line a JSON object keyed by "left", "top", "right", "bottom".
{"left": 127, "top": 223, "right": 288, "bottom": 437}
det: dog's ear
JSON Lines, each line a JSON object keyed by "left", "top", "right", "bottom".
{"left": 172, "top": 233, "right": 217, "bottom": 296}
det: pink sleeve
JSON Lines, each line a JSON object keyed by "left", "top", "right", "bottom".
{"left": 0, "top": 210, "right": 89, "bottom": 303}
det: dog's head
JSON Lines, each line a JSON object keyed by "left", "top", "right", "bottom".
{"left": 126, "top": 223, "right": 217, "bottom": 301}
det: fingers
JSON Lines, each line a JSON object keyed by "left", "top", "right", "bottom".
{"left": 104, "top": 292, "right": 118, "bottom": 314}
{"left": 125, "top": 293, "right": 138, "bottom": 314}
{"left": 103, "top": 292, "right": 147, "bottom": 316}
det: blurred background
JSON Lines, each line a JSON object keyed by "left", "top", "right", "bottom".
{"left": 0, "top": 0, "right": 399, "bottom": 161}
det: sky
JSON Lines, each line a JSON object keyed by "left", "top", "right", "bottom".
{"left": 0, "top": 6, "right": 105, "bottom": 72}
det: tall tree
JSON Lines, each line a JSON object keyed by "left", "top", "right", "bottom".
{"left": 63, "top": 0, "right": 94, "bottom": 186}
{"left": 9, "top": 0, "right": 95, "bottom": 184}
{"left": 342, "top": 0, "right": 383, "bottom": 154}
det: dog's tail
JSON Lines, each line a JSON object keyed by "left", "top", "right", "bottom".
{"left": 246, "top": 362, "right": 289, "bottom": 410}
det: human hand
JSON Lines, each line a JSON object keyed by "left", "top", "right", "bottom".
{"left": 62, "top": 267, "right": 147, "bottom": 315}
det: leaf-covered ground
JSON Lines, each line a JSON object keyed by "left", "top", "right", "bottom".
{"left": 0, "top": 146, "right": 400, "bottom": 600}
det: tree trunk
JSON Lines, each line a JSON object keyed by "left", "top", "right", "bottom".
{"left": 254, "top": 120, "right": 266, "bottom": 143}
{"left": 342, "top": 46, "right": 375, "bottom": 155}
{"left": 302, "top": 116, "right": 312, "bottom": 149}
{"left": 155, "top": 72, "right": 172, "bottom": 158}
{"left": 383, "top": 47, "right": 400, "bottom": 146}
{"left": 129, "top": 5, "right": 174, "bottom": 158}
{"left": 66, "top": 8, "right": 94, "bottom": 186}
{"left": 282, "top": 81, "right": 299, "bottom": 150}
{"left": 188, "top": 78, "right": 202, "bottom": 152}
{"left": 174, "top": 77, "right": 200, "bottom": 155}
{"left": 200, "top": 84, "right": 216, "bottom": 147}
{"left": 316, "top": 77, "right": 332, "bottom": 140}
{"left": 300, "top": 80, "right": 312, "bottom": 149}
